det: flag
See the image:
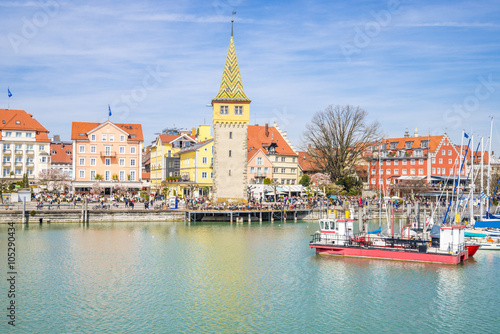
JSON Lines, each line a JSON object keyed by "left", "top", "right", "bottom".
{"left": 480, "top": 192, "right": 487, "bottom": 199}
{"left": 108, "top": 105, "right": 112, "bottom": 117}
{"left": 8, "top": 88, "right": 12, "bottom": 98}
{"left": 464, "top": 132, "right": 469, "bottom": 138}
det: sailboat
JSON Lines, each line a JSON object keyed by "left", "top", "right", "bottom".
{"left": 473, "top": 117, "right": 500, "bottom": 229}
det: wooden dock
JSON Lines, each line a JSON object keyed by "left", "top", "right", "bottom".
{"left": 184, "top": 209, "right": 312, "bottom": 223}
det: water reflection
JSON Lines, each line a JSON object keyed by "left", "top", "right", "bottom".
{"left": 1, "top": 221, "right": 499, "bottom": 333}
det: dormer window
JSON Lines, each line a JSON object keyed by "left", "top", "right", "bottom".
{"left": 390, "top": 142, "right": 398, "bottom": 149}
{"left": 405, "top": 141, "right": 413, "bottom": 149}
{"left": 421, "top": 140, "right": 428, "bottom": 148}
{"left": 220, "top": 105, "right": 228, "bottom": 115}
{"left": 15, "top": 121, "right": 20, "bottom": 125}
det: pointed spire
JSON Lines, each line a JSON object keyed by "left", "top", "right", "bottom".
{"left": 213, "top": 22, "right": 250, "bottom": 102}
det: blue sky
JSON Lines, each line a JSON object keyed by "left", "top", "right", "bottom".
{"left": 2, "top": 0, "right": 500, "bottom": 154}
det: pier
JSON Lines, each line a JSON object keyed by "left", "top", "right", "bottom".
{"left": 184, "top": 209, "right": 312, "bottom": 223}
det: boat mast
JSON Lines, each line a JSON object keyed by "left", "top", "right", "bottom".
{"left": 487, "top": 117, "right": 493, "bottom": 200}
{"left": 470, "top": 134, "right": 474, "bottom": 225}
{"left": 379, "top": 140, "right": 382, "bottom": 228}
{"left": 456, "top": 130, "right": 465, "bottom": 216}
{"left": 480, "top": 137, "right": 484, "bottom": 219}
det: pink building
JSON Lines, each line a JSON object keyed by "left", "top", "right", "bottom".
{"left": 247, "top": 148, "right": 273, "bottom": 184}
{"left": 71, "top": 120, "right": 144, "bottom": 194}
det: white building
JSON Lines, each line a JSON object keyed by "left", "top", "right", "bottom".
{"left": 0, "top": 109, "right": 51, "bottom": 180}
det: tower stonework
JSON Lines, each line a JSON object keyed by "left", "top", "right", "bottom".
{"left": 212, "top": 26, "right": 250, "bottom": 202}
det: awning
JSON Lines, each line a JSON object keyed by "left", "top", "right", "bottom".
{"left": 397, "top": 176, "right": 426, "bottom": 181}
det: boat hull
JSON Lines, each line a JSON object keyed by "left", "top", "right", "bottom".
{"left": 309, "top": 244, "right": 468, "bottom": 264}
{"left": 465, "top": 244, "right": 480, "bottom": 257}
{"left": 479, "top": 243, "right": 500, "bottom": 250}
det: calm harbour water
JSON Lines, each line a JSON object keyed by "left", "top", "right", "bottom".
{"left": 1, "top": 220, "right": 500, "bottom": 333}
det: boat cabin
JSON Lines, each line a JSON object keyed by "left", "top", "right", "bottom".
{"left": 318, "top": 218, "right": 354, "bottom": 243}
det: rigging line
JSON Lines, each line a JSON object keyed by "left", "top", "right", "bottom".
{"left": 442, "top": 138, "right": 471, "bottom": 224}
{"left": 430, "top": 151, "right": 461, "bottom": 220}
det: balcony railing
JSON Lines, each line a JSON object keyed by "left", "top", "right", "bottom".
{"left": 14, "top": 150, "right": 23, "bottom": 155}
{"left": 15, "top": 162, "right": 23, "bottom": 167}
{"left": 26, "top": 150, "right": 34, "bottom": 155}
{"left": 26, "top": 163, "right": 34, "bottom": 168}
{"left": 2, "top": 161, "right": 11, "bottom": 166}
{"left": 100, "top": 151, "right": 116, "bottom": 157}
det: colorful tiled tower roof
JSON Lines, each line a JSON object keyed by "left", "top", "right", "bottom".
{"left": 213, "top": 25, "right": 251, "bottom": 102}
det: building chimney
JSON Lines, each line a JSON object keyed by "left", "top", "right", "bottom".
{"left": 265, "top": 123, "right": 269, "bottom": 137}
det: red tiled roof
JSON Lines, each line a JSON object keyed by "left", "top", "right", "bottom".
{"left": 50, "top": 143, "right": 72, "bottom": 164}
{"left": 247, "top": 125, "right": 296, "bottom": 156}
{"left": 456, "top": 145, "right": 490, "bottom": 164}
{"left": 0, "top": 109, "right": 49, "bottom": 142}
{"left": 383, "top": 135, "right": 444, "bottom": 153}
{"left": 297, "top": 151, "right": 317, "bottom": 172}
{"left": 71, "top": 120, "right": 143, "bottom": 141}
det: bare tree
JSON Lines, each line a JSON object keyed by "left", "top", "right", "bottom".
{"left": 304, "top": 105, "right": 382, "bottom": 182}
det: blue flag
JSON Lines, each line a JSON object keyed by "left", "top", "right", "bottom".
{"left": 8, "top": 88, "right": 12, "bottom": 98}
{"left": 464, "top": 132, "right": 469, "bottom": 138}
{"left": 108, "top": 105, "right": 112, "bottom": 117}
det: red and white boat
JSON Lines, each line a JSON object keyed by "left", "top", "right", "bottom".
{"left": 309, "top": 218, "right": 471, "bottom": 265}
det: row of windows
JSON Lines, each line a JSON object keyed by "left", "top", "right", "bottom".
{"left": 219, "top": 105, "right": 243, "bottom": 115}
{"left": 3, "top": 168, "right": 33, "bottom": 176}
{"left": 79, "top": 158, "right": 136, "bottom": 167}
{"left": 2, "top": 156, "right": 34, "bottom": 163}
{"left": 3, "top": 144, "right": 40, "bottom": 151}
{"left": 79, "top": 145, "right": 136, "bottom": 154}
{"left": 249, "top": 167, "right": 270, "bottom": 174}
{"left": 380, "top": 157, "right": 456, "bottom": 166}
{"left": 89, "top": 134, "right": 127, "bottom": 142}
{"left": 3, "top": 131, "right": 33, "bottom": 138}
{"left": 372, "top": 168, "right": 465, "bottom": 176}
{"left": 79, "top": 170, "right": 136, "bottom": 181}
{"left": 273, "top": 178, "right": 296, "bottom": 185}
{"left": 181, "top": 157, "right": 213, "bottom": 168}
{"left": 273, "top": 167, "right": 296, "bottom": 174}
{"left": 384, "top": 159, "right": 424, "bottom": 166}
{"left": 274, "top": 156, "right": 296, "bottom": 163}
{"left": 432, "top": 158, "right": 455, "bottom": 164}
{"left": 371, "top": 179, "right": 391, "bottom": 185}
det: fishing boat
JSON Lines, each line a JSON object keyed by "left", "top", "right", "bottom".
{"left": 309, "top": 218, "right": 470, "bottom": 264}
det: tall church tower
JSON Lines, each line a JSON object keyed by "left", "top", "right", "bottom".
{"left": 212, "top": 22, "right": 250, "bottom": 201}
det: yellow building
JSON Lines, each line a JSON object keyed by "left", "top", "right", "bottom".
{"left": 149, "top": 132, "right": 197, "bottom": 192}
{"left": 173, "top": 139, "right": 214, "bottom": 198}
